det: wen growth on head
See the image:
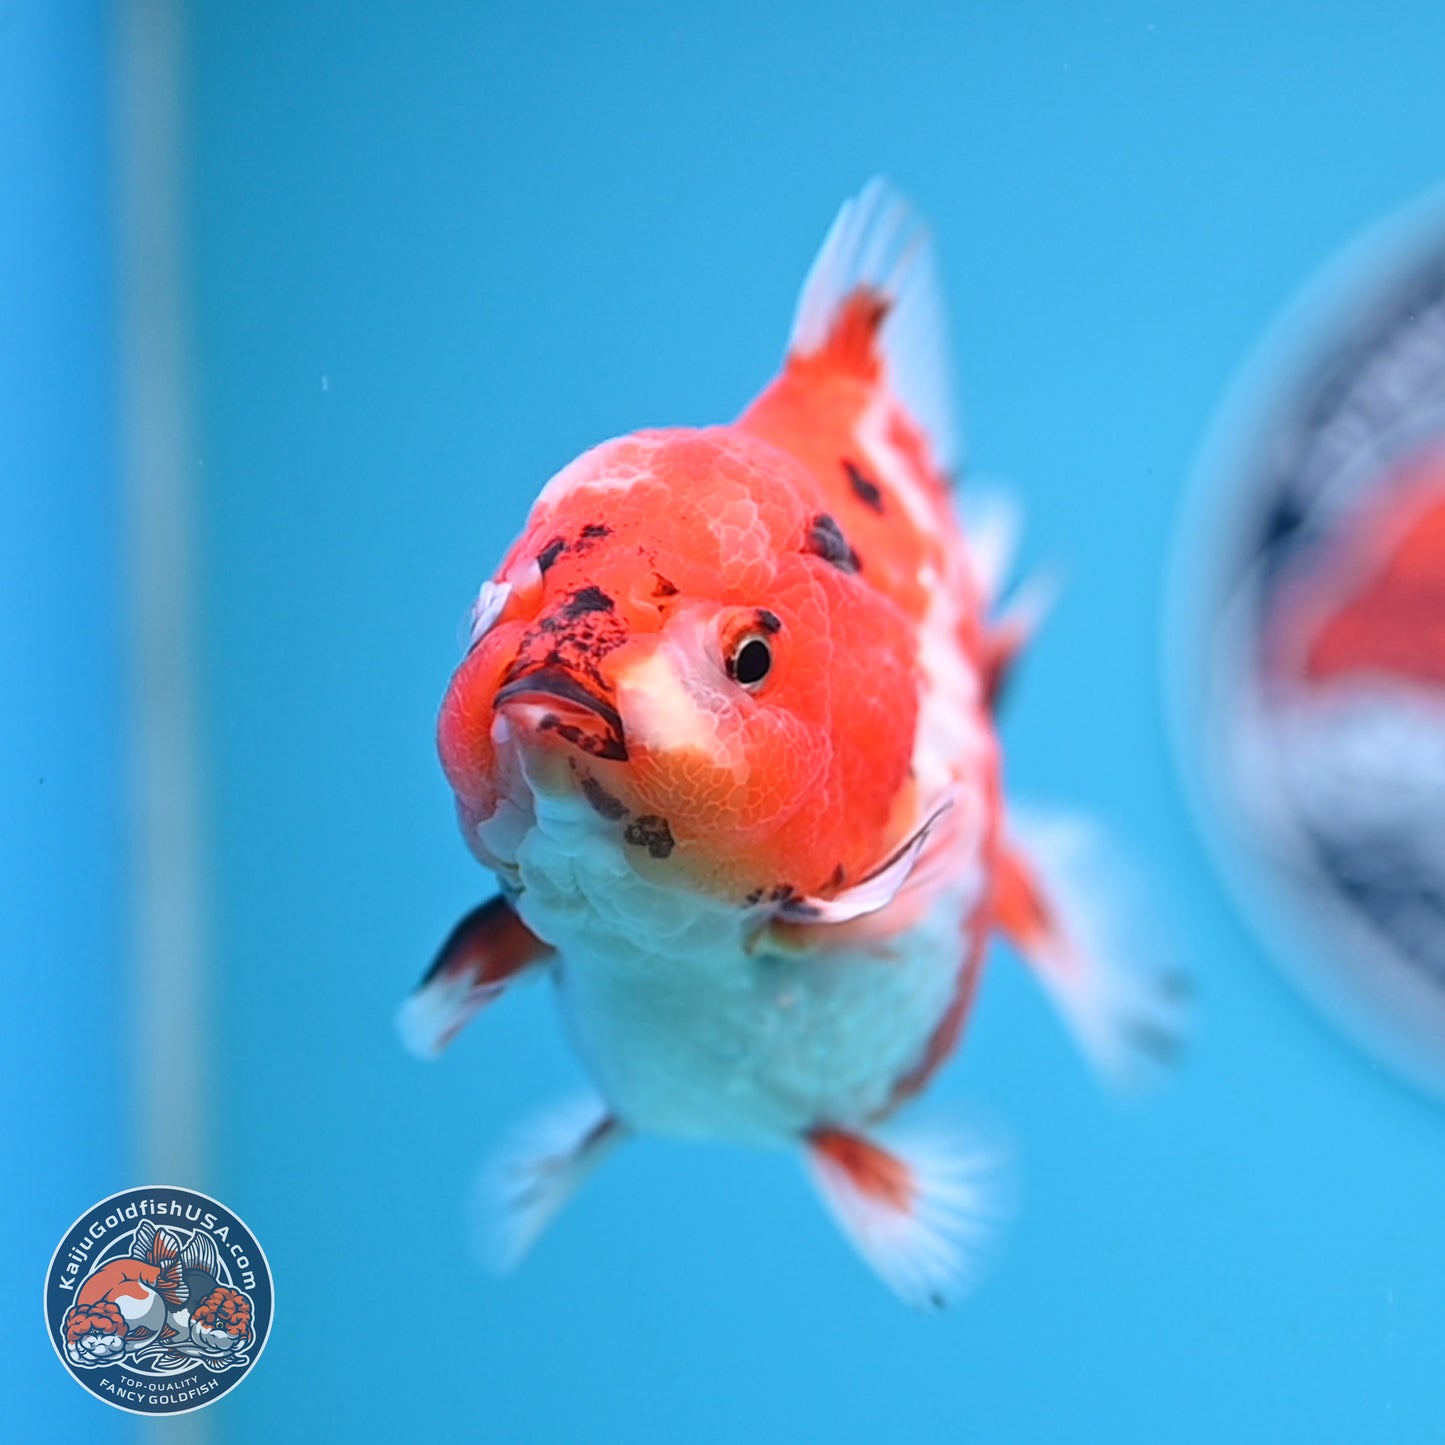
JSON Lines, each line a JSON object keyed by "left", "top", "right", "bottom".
{"left": 399, "top": 181, "right": 1181, "bottom": 1308}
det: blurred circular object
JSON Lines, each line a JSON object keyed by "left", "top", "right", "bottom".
{"left": 1172, "top": 191, "right": 1445, "bottom": 1095}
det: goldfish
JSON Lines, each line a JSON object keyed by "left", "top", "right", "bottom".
{"left": 62, "top": 1222, "right": 249, "bottom": 1367}
{"left": 399, "top": 180, "right": 1180, "bottom": 1307}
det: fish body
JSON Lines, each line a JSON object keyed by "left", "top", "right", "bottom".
{"left": 402, "top": 182, "right": 1178, "bottom": 1305}
{"left": 62, "top": 1222, "right": 251, "bottom": 1368}
{"left": 63, "top": 1224, "right": 189, "bottom": 1366}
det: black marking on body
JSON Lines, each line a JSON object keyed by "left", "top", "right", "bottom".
{"left": 843, "top": 459, "right": 884, "bottom": 513}
{"left": 579, "top": 772, "right": 628, "bottom": 820}
{"left": 563, "top": 585, "right": 615, "bottom": 619}
{"left": 780, "top": 899, "right": 823, "bottom": 921}
{"left": 804, "top": 513, "right": 862, "bottom": 573}
{"left": 652, "top": 573, "right": 679, "bottom": 598}
{"left": 755, "top": 608, "right": 782, "bottom": 634}
{"left": 539, "top": 715, "right": 627, "bottom": 762}
{"left": 537, "top": 537, "right": 567, "bottom": 572}
{"left": 580, "top": 522, "right": 611, "bottom": 542}
{"left": 768, "top": 882, "right": 795, "bottom": 902}
{"left": 744, "top": 887, "right": 765, "bottom": 906}
{"left": 827, "top": 862, "right": 846, "bottom": 889}
{"left": 624, "top": 814, "right": 675, "bottom": 859}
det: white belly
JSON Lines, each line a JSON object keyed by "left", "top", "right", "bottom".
{"left": 497, "top": 776, "right": 981, "bottom": 1145}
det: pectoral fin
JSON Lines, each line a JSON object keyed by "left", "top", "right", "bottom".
{"left": 396, "top": 896, "right": 552, "bottom": 1059}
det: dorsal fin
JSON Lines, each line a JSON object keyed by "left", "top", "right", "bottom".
{"left": 788, "top": 178, "right": 960, "bottom": 476}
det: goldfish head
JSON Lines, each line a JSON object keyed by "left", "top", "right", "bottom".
{"left": 439, "top": 428, "right": 921, "bottom": 904}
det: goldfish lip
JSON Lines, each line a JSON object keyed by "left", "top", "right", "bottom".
{"left": 493, "top": 665, "right": 628, "bottom": 761}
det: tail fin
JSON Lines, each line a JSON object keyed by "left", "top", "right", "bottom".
{"left": 473, "top": 1095, "right": 623, "bottom": 1274}
{"left": 131, "top": 1219, "right": 156, "bottom": 1262}
{"left": 804, "top": 1125, "right": 1005, "bottom": 1311}
{"left": 994, "top": 812, "right": 1188, "bottom": 1088}
{"left": 133, "top": 1222, "right": 182, "bottom": 1268}
{"left": 181, "top": 1229, "right": 218, "bottom": 1276}
{"left": 789, "top": 178, "right": 959, "bottom": 477}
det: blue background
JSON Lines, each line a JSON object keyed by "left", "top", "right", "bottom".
{"left": 11, "top": 2, "right": 1445, "bottom": 1441}
{"left": 4, "top": 4, "right": 131, "bottom": 1442}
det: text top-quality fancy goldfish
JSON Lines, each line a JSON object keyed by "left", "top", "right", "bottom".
{"left": 399, "top": 180, "right": 1182, "bottom": 1308}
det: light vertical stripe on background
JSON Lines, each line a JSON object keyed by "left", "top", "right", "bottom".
{"left": 116, "top": 1, "right": 211, "bottom": 1439}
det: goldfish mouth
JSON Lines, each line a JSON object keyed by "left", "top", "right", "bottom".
{"left": 494, "top": 665, "right": 628, "bottom": 761}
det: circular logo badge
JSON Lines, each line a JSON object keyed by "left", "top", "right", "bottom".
{"left": 44, "top": 1186, "right": 273, "bottom": 1415}
{"left": 1173, "top": 192, "right": 1445, "bottom": 1096}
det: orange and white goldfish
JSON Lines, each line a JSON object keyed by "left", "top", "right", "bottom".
{"left": 62, "top": 1222, "right": 246, "bottom": 1367}
{"left": 399, "top": 181, "right": 1180, "bottom": 1307}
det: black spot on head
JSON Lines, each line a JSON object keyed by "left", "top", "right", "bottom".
{"left": 624, "top": 814, "right": 675, "bottom": 859}
{"left": 537, "top": 537, "right": 567, "bottom": 572}
{"left": 579, "top": 773, "right": 628, "bottom": 820}
{"left": 843, "top": 459, "right": 884, "bottom": 513}
{"left": 755, "top": 608, "right": 782, "bottom": 635}
{"left": 562, "top": 585, "right": 615, "bottom": 619}
{"left": 652, "top": 574, "right": 679, "bottom": 599}
{"left": 580, "top": 522, "right": 612, "bottom": 541}
{"left": 804, "top": 513, "right": 861, "bottom": 573}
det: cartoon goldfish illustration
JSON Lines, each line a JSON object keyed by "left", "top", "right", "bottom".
{"left": 62, "top": 1223, "right": 252, "bottom": 1369}
{"left": 63, "top": 1227, "right": 185, "bottom": 1366}
{"left": 400, "top": 180, "right": 1180, "bottom": 1306}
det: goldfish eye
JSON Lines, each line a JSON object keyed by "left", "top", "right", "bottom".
{"left": 727, "top": 634, "right": 773, "bottom": 690}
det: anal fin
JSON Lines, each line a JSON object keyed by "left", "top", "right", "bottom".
{"left": 397, "top": 896, "right": 552, "bottom": 1059}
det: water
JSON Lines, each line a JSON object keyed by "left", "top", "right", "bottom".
{"left": 12, "top": 2, "right": 1445, "bottom": 1440}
